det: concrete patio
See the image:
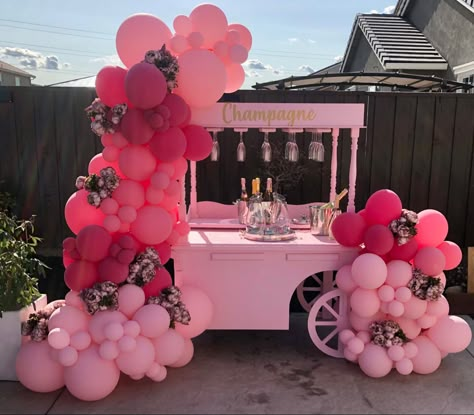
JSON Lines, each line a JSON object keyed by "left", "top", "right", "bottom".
{"left": 1, "top": 313, "right": 473, "bottom": 415}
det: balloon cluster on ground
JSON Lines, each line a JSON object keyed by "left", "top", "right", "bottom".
{"left": 331, "top": 189, "right": 471, "bottom": 377}
{"left": 14, "top": 3, "right": 245, "bottom": 401}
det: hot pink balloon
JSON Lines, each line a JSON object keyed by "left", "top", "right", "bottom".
{"left": 151, "top": 171, "right": 170, "bottom": 190}
{"left": 351, "top": 253, "right": 387, "bottom": 289}
{"left": 225, "top": 63, "right": 245, "bottom": 93}
{"left": 414, "top": 209, "right": 448, "bottom": 248}
{"left": 76, "top": 225, "right": 112, "bottom": 263}
{"left": 119, "top": 145, "right": 156, "bottom": 181}
{"left": 172, "top": 157, "right": 189, "bottom": 179}
{"left": 118, "top": 284, "right": 145, "bottom": 318}
{"left": 162, "top": 93, "right": 190, "bottom": 128}
{"left": 364, "top": 189, "right": 402, "bottom": 226}
{"left": 131, "top": 206, "right": 173, "bottom": 245}
{"left": 64, "top": 345, "right": 120, "bottom": 401}
{"left": 98, "top": 256, "right": 129, "bottom": 284}
{"left": 118, "top": 205, "right": 137, "bottom": 224}
{"left": 159, "top": 192, "right": 181, "bottom": 212}
{"left": 226, "top": 30, "right": 240, "bottom": 45}
{"left": 175, "top": 221, "right": 190, "bottom": 237}
{"left": 350, "top": 288, "right": 381, "bottom": 317}
{"left": 173, "top": 15, "right": 193, "bottom": 36}
{"left": 64, "top": 260, "right": 98, "bottom": 291}
{"left": 189, "top": 4, "right": 228, "bottom": 49}
{"left": 414, "top": 247, "right": 446, "bottom": 276}
{"left": 437, "top": 241, "right": 462, "bottom": 270}
{"left": 149, "top": 127, "right": 187, "bottom": 162}
{"left": 65, "top": 190, "right": 106, "bottom": 235}
{"left": 112, "top": 179, "right": 145, "bottom": 209}
{"left": 89, "top": 310, "right": 128, "bottom": 344}
{"left": 103, "top": 215, "right": 121, "bottom": 233}
{"left": 410, "top": 336, "right": 442, "bottom": 374}
{"left": 101, "top": 133, "right": 114, "bottom": 147}
{"left": 168, "top": 338, "right": 194, "bottom": 368}
{"left": 227, "top": 23, "right": 253, "bottom": 50}
{"left": 88, "top": 153, "right": 123, "bottom": 177}
{"left": 330, "top": 212, "right": 366, "bottom": 247}
{"left": 175, "top": 286, "right": 213, "bottom": 338}
{"left": 363, "top": 224, "right": 394, "bottom": 256}
{"left": 358, "top": 343, "right": 393, "bottom": 378}
{"left": 154, "top": 242, "right": 172, "bottom": 265}
{"left": 95, "top": 66, "right": 128, "bottom": 107}
{"left": 175, "top": 49, "right": 226, "bottom": 109}
{"left": 426, "top": 315, "right": 472, "bottom": 353}
{"left": 146, "top": 187, "right": 165, "bottom": 205}
{"left": 16, "top": 341, "right": 64, "bottom": 392}
{"left": 100, "top": 198, "right": 119, "bottom": 215}
{"left": 388, "top": 237, "right": 418, "bottom": 261}
{"left": 116, "top": 13, "right": 172, "bottom": 68}
{"left": 116, "top": 335, "right": 155, "bottom": 376}
{"left": 143, "top": 267, "right": 172, "bottom": 298}
{"left": 125, "top": 62, "right": 167, "bottom": 110}
{"left": 120, "top": 108, "right": 155, "bottom": 145}
{"left": 385, "top": 260, "right": 412, "bottom": 288}
{"left": 112, "top": 132, "right": 128, "bottom": 148}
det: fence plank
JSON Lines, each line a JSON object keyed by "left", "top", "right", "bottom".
{"left": 0, "top": 101, "right": 18, "bottom": 198}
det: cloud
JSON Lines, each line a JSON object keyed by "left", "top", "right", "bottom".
{"left": 334, "top": 55, "right": 343, "bottom": 62}
{"left": 0, "top": 47, "right": 67, "bottom": 70}
{"left": 307, "top": 39, "right": 316, "bottom": 44}
{"left": 299, "top": 65, "right": 315, "bottom": 74}
{"left": 273, "top": 69, "right": 283, "bottom": 75}
{"left": 91, "top": 54, "right": 122, "bottom": 66}
{"left": 245, "top": 70, "right": 262, "bottom": 78}
{"left": 58, "top": 76, "right": 96, "bottom": 87}
{"left": 384, "top": 5, "right": 395, "bottom": 14}
{"left": 243, "top": 59, "right": 275, "bottom": 71}
{"left": 368, "top": 9, "right": 379, "bottom": 14}
{"left": 288, "top": 37, "right": 299, "bottom": 43}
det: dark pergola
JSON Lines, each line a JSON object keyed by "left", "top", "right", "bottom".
{"left": 252, "top": 71, "right": 474, "bottom": 93}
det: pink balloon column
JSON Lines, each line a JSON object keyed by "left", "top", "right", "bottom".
{"left": 332, "top": 188, "right": 471, "bottom": 378}
{"left": 16, "top": 4, "right": 249, "bottom": 401}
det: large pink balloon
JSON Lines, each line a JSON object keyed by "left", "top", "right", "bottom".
{"left": 119, "top": 145, "right": 156, "bottom": 181}
{"left": 351, "top": 253, "right": 387, "bottom": 289}
{"left": 175, "top": 286, "right": 213, "bottom": 338}
{"left": 414, "top": 247, "right": 446, "bottom": 276}
{"left": 76, "top": 225, "right": 112, "bottom": 263}
{"left": 48, "top": 305, "right": 90, "bottom": 334}
{"left": 402, "top": 295, "right": 427, "bottom": 319}
{"left": 116, "top": 335, "right": 155, "bottom": 376}
{"left": 125, "top": 62, "right": 167, "bottom": 110}
{"left": 330, "top": 212, "right": 366, "bottom": 247}
{"left": 112, "top": 179, "right": 145, "bottom": 209}
{"left": 162, "top": 94, "right": 190, "bottom": 128}
{"left": 168, "top": 338, "right": 194, "bottom": 368}
{"left": 393, "top": 316, "right": 421, "bottom": 339}
{"left": 426, "top": 295, "right": 449, "bottom": 317}
{"left": 227, "top": 23, "right": 253, "bottom": 50}
{"left": 414, "top": 209, "right": 448, "bottom": 248}
{"left": 95, "top": 66, "right": 128, "bottom": 107}
{"left": 363, "top": 224, "right": 394, "bottom": 256}
{"left": 385, "top": 260, "right": 413, "bottom": 288}
{"left": 437, "top": 241, "right": 462, "bottom": 270}
{"left": 16, "top": 341, "right": 64, "bottom": 392}
{"left": 130, "top": 206, "right": 173, "bottom": 245}
{"left": 224, "top": 63, "right": 245, "bottom": 93}
{"left": 388, "top": 237, "right": 418, "bottom": 262}
{"left": 189, "top": 4, "right": 228, "bottom": 49}
{"left": 118, "top": 284, "right": 145, "bottom": 318}
{"left": 120, "top": 108, "right": 155, "bottom": 145}
{"left": 88, "top": 153, "right": 123, "bottom": 178}
{"left": 175, "top": 49, "right": 226, "bottom": 109}
{"left": 153, "top": 329, "right": 186, "bottom": 366}
{"left": 65, "top": 190, "right": 106, "bottom": 235}
{"left": 410, "top": 336, "right": 442, "bottom": 374}
{"left": 133, "top": 304, "right": 170, "bottom": 338}
{"left": 364, "top": 189, "right": 402, "bottom": 226}
{"left": 335, "top": 265, "right": 357, "bottom": 293}
{"left": 350, "top": 288, "right": 381, "bottom": 317}
{"left": 64, "top": 260, "right": 99, "bottom": 291}
{"left": 89, "top": 310, "right": 128, "bottom": 344}
{"left": 426, "top": 315, "right": 472, "bottom": 353}
{"left": 149, "top": 127, "right": 187, "bottom": 162}
{"left": 64, "top": 345, "right": 120, "bottom": 401}
{"left": 116, "top": 14, "right": 172, "bottom": 68}
{"left": 358, "top": 343, "right": 393, "bottom": 378}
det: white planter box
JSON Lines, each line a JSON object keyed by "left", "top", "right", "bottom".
{"left": 0, "top": 294, "right": 48, "bottom": 380}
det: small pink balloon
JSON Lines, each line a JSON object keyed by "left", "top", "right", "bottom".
{"left": 113, "top": 179, "right": 145, "bottom": 209}
{"left": 104, "top": 322, "right": 124, "bottom": 341}
{"left": 162, "top": 94, "right": 190, "bottom": 128}
{"left": 118, "top": 206, "right": 137, "bottom": 224}
{"left": 102, "top": 145, "right": 120, "bottom": 162}
{"left": 227, "top": 23, "right": 253, "bottom": 50}
{"left": 363, "top": 224, "right": 394, "bottom": 256}
{"left": 187, "top": 31, "right": 204, "bottom": 49}
{"left": 393, "top": 316, "right": 421, "bottom": 340}
{"left": 388, "top": 237, "right": 418, "bottom": 261}
{"left": 145, "top": 362, "right": 162, "bottom": 378}
{"left": 387, "top": 345, "right": 405, "bottom": 362}
{"left": 378, "top": 285, "right": 395, "bottom": 302}
{"left": 143, "top": 267, "right": 173, "bottom": 299}
{"left": 101, "top": 133, "right": 114, "bottom": 147}
{"left": 395, "top": 357, "right": 413, "bottom": 375}
{"left": 146, "top": 187, "right": 165, "bottom": 205}
{"left": 172, "top": 157, "right": 188, "bottom": 179}
{"left": 437, "top": 241, "right": 462, "bottom": 270}
{"left": 151, "top": 365, "right": 167, "bottom": 382}
{"left": 16, "top": 341, "right": 65, "bottom": 392}
{"left": 173, "top": 15, "right": 193, "bottom": 36}
{"left": 395, "top": 286, "right": 412, "bottom": 303}
{"left": 165, "top": 180, "right": 181, "bottom": 197}
{"left": 414, "top": 209, "right": 448, "bottom": 248}
{"left": 112, "top": 132, "right": 128, "bottom": 149}
{"left": 65, "top": 190, "right": 106, "bottom": 235}
{"left": 120, "top": 108, "right": 155, "bottom": 145}
{"left": 100, "top": 198, "right": 119, "bottom": 215}
{"left": 123, "top": 320, "right": 141, "bottom": 338}
{"left": 89, "top": 310, "right": 128, "bottom": 344}
{"left": 119, "top": 145, "right": 156, "bottom": 181}
{"left": 65, "top": 290, "right": 84, "bottom": 310}
{"left": 76, "top": 225, "right": 112, "bottom": 263}
{"left": 169, "top": 34, "right": 188, "bottom": 54}
{"left": 118, "top": 335, "right": 137, "bottom": 352}
{"left": 330, "top": 212, "right": 367, "bottom": 247}
{"left": 339, "top": 329, "right": 355, "bottom": 344}
{"left": 350, "top": 288, "right": 381, "bottom": 318}
{"left": 99, "top": 340, "right": 120, "bottom": 360}
{"left": 153, "top": 328, "right": 186, "bottom": 366}
{"left": 347, "top": 337, "right": 365, "bottom": 355}
{"left": 411, "top": 336, "right": 442, "bottom": 374}
{"left": 385, "top": 260, "right": 413, "bottom": 288}
{"left": 226, "top": 30, "right": 240, "bottom": 45}
{"left": 358, "top": 343, "right": 393, "bottom": 378}
{"left": 48, "top": 328, "right": 71, "bottom": 350}
{"left": 417, "top": 313, "right": 438, "bottom": 329}
{"left": 175, "top": 221, "right": 191, "bottom": 236}
{"left": 149, "top": 127, "right": 187, "bottom": 163}
{"left": 213, "top": 40, "right": 229, "bottom": 59}
{"left": 103, "top": 215, "right": 121, "bottom": 233}
{"left": 130, "top": 206, "right": 173, "bottom": 245}
{"left": 117, "top": 248, "right": 135, "bottom": 265}
{"left": 426, "top": 315, "right": 472, "bottom": 353}
{"left": 58, "top": 346, "right": 79, "bottom": 367}
{"left": 70, "top": 331, "right": 91, "bottom": 351}
{"left": 356, "top": 331, "right": 371, "bottom": 344}
{"left": 365, "top": 189, "right": 402, "bottom": 226}
{"left": 133, "top": 304, "right": 170, "bottom": 338}
{"left": 403, "top": 342, "right": 418, "bottom": 358}
{"left": 48, "top": 305, "right": 90, "bottom": 334}
{"left": 228, "top": 44, "right": 248, "bottom": 64}
{"left": 388, "top": 300, "right": 404, "bottom": 317}
{"left": 118, "top": 284, "right": 146, "bottom": 318}
{"left": 343, "top": 348, "right": 359, "bottom": 363}
{"left": 426, "top": 295, "right": 449, "bottom": 317}
{"left": 351, "top": 253, "right": 387, "bottom": 289}
{"left": 175, "top": 286, "right": 213, "bottom": 338}
{"left": 151, "top": 171, "right": 170, "bottom": 190}
{"left": 335, "top": 265, "right": 357, "bottom": 293}
{"left": 403, "top": 295, "right": 428, "bottom": 319}
{"left": 166, "top": 229, "right": 180, "bottom": 245}
{"left": 414, "top": 247, "right": 446, "bottom": 276}
{"left": 349, "top": 310, "right": 386, "bottom": 332}
{"left": 168, "top": 338, "right": 194, "bottom": 368}
{"left": 116, "top": 335, "right": 155, "bottom": 376}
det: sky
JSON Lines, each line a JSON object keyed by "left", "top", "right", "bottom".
{"left": 0, "top": 1, "right": 396, "bottom": 89}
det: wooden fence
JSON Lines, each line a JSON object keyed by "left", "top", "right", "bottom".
{"left": 0, "top": 87, "right": 473, "bottom": 257}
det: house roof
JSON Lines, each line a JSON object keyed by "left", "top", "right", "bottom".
{"left": 341, "top": 14, "right": 448, "bottom": 72}
{"left": 0, "top": 60, "right": 35, "bottom": 79}
{"left": 309, "top": 61, "right": 342, "bottom": 76}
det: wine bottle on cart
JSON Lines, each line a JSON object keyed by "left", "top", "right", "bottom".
{"left": 263, "top": 178, "right": 274, "bottom": 202}
{"left": 255, "top": 177, "right": 261, "bottom": 196}
{"left": 240, "top": 177, "right": 248, "bottom": 202}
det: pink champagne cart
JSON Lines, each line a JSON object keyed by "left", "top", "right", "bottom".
{"left": 172, "top": 102, "right": 365, "bottom": 357}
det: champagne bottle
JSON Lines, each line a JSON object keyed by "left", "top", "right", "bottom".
{"left": 255, "top": 177, "right": 261, "bottom": 196}
{"left": 251, "top": 179, "right": 257, "bottom": 196}
{"left": 263, "top": 178, "right": 274, "bottom": 202}
{"left": 240, "top": 178, "right": 248, "bottom": 202}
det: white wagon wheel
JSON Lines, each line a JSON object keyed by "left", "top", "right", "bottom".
{"left": 296, "top": 271, "right": 337, "bottom": 312}
{"left": 307, "top": 288, "right": 350, "bottom": 358}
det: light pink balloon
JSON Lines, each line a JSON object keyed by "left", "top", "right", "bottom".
{"left": 70, "top": 331, "right": 91, "bottom": 351}
{"left": 99, "top": 340, "right": 120, "bottom": 360}
{"left": 174, "top": 15, "right": 193, "bottom": 36}
{"left": 187, "top": 31, "right": 204, "bottom": 49}
{"left": 228, "top": 44, "right": 248, "bottom": 64}
{"left": 65, "top": 190, "right": 106, "bottom": 235}
{"left": 120, "top": 108, "right": 155, "bottom": 145}
{"left": 133, "top": 304, "right": 170, "bottom": 338}
{"left": 65, "top": 290, "right": 84, "bottom": 310}
{"left": 76, "top": 225, "right": 112, "bottom": 263}
{"left": 364, "top": 189, "right": 402, "bottom": 226}
{"left": 388, "top": 237, "right": 418, "bottom": 262}
{"left": 378, "top": 285, "right": 395, "bottom": 302}
{"left": 417, "top": 313, "right": 438, "bottom": 329}
{"left": 437, "top": 241, "right": 462, "bottom": 270}
{"left": 168, "top": 34, "right": 188, "bottom": 54}
{"left": 150, "top": 365, "right": 168, "bottom": 382}
{"left": 226, "top": 30, "right": 240, "bottom": 45}
{"left": 125, "top": 62, "right": 167, "bottom": 110}
{"left": 213, "top": 40, "right": 229, "bottom": 60}
{"left": 168, "top": 338, "right": 194, "bottom": 368}
{"left": 104, "top": 322, "right": 124, "bottom": 342}
{"left": 102, "top": 145, "right": 120, "bottom": 162}
{"left": 393, "top": 316, "right": 421, "bottom": 340}
{"left": 123, "top": 320, "right": 141, "bottom": 338}
{"left": 16, "top": 341, "right": 64, "bottom": 392}
{"left": 118, "top": 335, "right": 136, "bottom": 352}
{"left": 119, "top": 145, "right": 156, "bottom": 181}
{"left": 116, "top": 13, "right": 172, "bottom": 68}
{"left": 349, "top": 310, "right": 386, "bottom": 332}
{"left": 437, "top": 272, "right": 447, "bottom": 287}
{"left": 395, "top": 357, "right": 413, "bottom": 375}
{"left": 103, "top": 215, "right": 121, "bottom": 233}
{"left": 118, "top": 285, "right": 145, "bottom": 318}
{"left": 358, "top": 343, "right": 393, "bottom": 378}
{"left": 351, "top": 253, "right": 387, "bottom": 289}
{"left": 165, "top": 180, "right": 181, "bottom": 197}
{"left": 343, "top": 348, "right": 359, "bottom": 363}
{"left": 89, "top": 310, "right": 128, "bottom": 344}
{"left": 131, "top": 206, "right": 173, "bottom": 245}
{"left": 48, "top": 305, "right": 90, "bottom": 334}
{"left": 112, "top": 179, "right": 145, "bottom": 209}
{"left": 227, "top": 23, "right": 253, "bottom": 50}
{"left": 356, "top": 331, "right": 371, "bottom": 344}
{"left": 385, "top": 260, "right": 412, "bottom": 288}
{"left": 350, "top": 288, "right": 381, "bottom": 317}
{"left": 175, "top": 286, "right": 213, "bottom": 338}
{"left": 153, "top": 328, "right": 186, "bottom": 366}
{"left": 189, "top": 4, "right": 228, "bottom": 49}
{"left": 58, "top": 346, "right": 79, "bottom": 367}
{"left": 116, "top": 335, "right": 155, "bottom": 376}
{"left": 415, "top": 209, "right": 449, "bottom": 248}
{"left": 395, "top": 286, "right": 412, "bottom": 303}
{"left": 64, "top": 345, "right": 120, "bottom": 401}
{"left": 414, "top": 247, "right": 446, "bottom": 276}
{"left": 387, "top": 345, "right": 405, "bottom": 362}
{"left": 175, "top": 50, "right": 226, "bottom": 109}
{"left": 347, "top": 337, "right": 365, "bottom": 355}
{"left": 166, "top": 230, "right": 180, "bottom": 246}
{"left": 403, "top": 342, "right": 418, "bottom": 358}
{"left": 100, "top": 198, "right": 119, "bottom": 215}
{"left": 426, "top": 295, "right": 449, "bottom": 317}
{"left": 48, "top": 328, "right": 71, "bottom": 350}
{"left": 149, "top": 127, "right": 187, "bottom": 163}
{"left": 410, "top": 335, "right": 442, "bottom": 374}
{"left": 426, "top": 315, "right": 472, "bottom": 353}
{"left": 335, "top": 265, "right": 357, "bottom": 293}
{"left": 225, "top": 63, "right": 245, "bottom": 93}
{"left": 95, "top": 66, "right": 129, "bottom": 107}
{"left": 339, "top": 329, "right": 355, "bottom": 344}
{"left": 388, "top": 300, "right": 404, "bottom": 317}
{"left": 402, "top": 295, "right": 428, "bottom": 319}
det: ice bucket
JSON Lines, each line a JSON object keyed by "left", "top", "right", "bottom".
{"left": 309, "top": 205, "right": 340, "bottom": 236}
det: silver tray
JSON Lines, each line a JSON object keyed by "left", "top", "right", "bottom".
{"left": 242, "top": 230, "right": 297, "bottom": 242}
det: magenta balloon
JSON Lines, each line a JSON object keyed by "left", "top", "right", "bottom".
{"left": 16, "top": 341, "right": 64, "bottom": 392}
{"left": 388, "top": 237, "right": 418, "bottom": 261}
{"left": 143, "top": 267, "right": 173, "bottom": 299}
{"left": 175, "top": 286, "right": 213, "bottom": 338}
{"left": 153, "top": 242, "right": 172, "bottom": 265}
{"left": 175, "top": 50, "right": 227, "bottom": 109}
{"left": 224, "top": 63, "right": 245, "bottom": 93}
{"left": 64, "top": 345, "right": 120, "bottom": 401}
{"left": 364, "top": 189, "right": 402, "bottom": 226}
{"left": 89, "top": 310, "right": 128, "bottom": 344}
{"left": 437, "top": 241, "right": 462, "bottom": 270}
{"left": 414, "top": 209, "right": 448, "bottom": 248}
{"left": 189, "top": 4, "right": 228, "bottom": 49}
{"left": 131, "top": 206, "right": 173, "bottom": 245}
{"left": 330, "top": 212, "right": 366, "bottom": 247}
{"left": 112, "top": 132, "right": 128, "bottom": 148}
{"left": 133, "top": 304, "right": 170, "bottom": 338}
{"left": 65, "top": 190, "right": 106, "bottom": 235}
{"left": 363, "top": 224, "right": 394, "bottom": 256}
{"left": 120, "top": 107, "right": 155, "bottom": 145}
{"left": 98, "top": 256, "right": 129, "bottom": 284}
{"left": 172, "top": 157, "right": 188, "bottom": 179}
{"left": 149, "top": 127, "right": 187, "bottom": 163}
{"left": 119, "top": 145, "right": 156, "bottom": 181}
{"left": 175, "top": 221, "right": 191, "bottom": 237}
{"left": 414, "top": 247, "right": 446, "bottom": 276}
{"left": 151, "top": 171, "right": 170, "bottom": 190}
{"left": 227, "top": 23, "right": 253, "bottom": 50}
{"left": 76, "top": 225, "right": 112, "bottom": 263}
{"left": 427, "top": 315, "right": 472, "bottom": 353}
{"left": 64, "top": 260, "right": 99, "bottom": 291}
{"left": 350, "top": 287, "right": 381, "bottom": 317}
{"left": 112, "top": 179, "right": 145, "bottom": 209}
{"left": 116, "top": 13, "right": 172, "bottom": 68}
{"left": 95, "top": 66, "right": 128, "bottom": 107}
{"left": 102, "top": 145, "right": 120, "bottom": 162}
{"left": 125, "top": 62, "right": 167, "bottom": 110}
{"left": 162, "top": 94, "right": 190, "bottom": 127}
{"left": 173, "top": 15, "right": 193, "bottom": 36}
{"left": 118, "top": 284, "right": 145, "bottom": 318}
{"left": 146, "top": 187, "right": 165, "bottom": 205}
{"left": 153, "top": 329, "right": 185, "bottom": 366}
{"left": 351, "top": 253, "right": 388, "bottom": 289}
{"left": 182, "top": 124, "right": 213, "bottom": 161}
{"left": 410, "top": 336, "right": 442, "bottom": 374}
{"left": 358, "top": 343, "right": 393, "bottom": 378}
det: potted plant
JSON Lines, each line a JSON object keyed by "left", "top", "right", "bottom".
{"left": 0, "top": 191, "right": 48, "bottom": 380}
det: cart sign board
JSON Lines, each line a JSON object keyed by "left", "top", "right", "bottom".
{"left": 190, "top": 102, "right": 365, "bottom": 129}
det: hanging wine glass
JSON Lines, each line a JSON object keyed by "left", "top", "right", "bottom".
{"left": 261, "top": 131, "right": 272, "bottom": 162}
{"left": 286, "top": 132, "right": 299, "bottom": 162}
{"left": 314, "top": 131, "right": 325, "bottom": 162}
{"left": 237, "top": 131, "right": 246, "bottom": 162}
{"left": 285, "top": 131, "right": 293, "bottom": 160}
{"left": 210, "top": 130, "right": 220, "bottom": 161}
{"left": 308, "top": 131, "right": 317, "bottom": 160}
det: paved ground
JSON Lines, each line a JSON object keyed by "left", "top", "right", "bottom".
{"left": 1, "top": 314, "right": 474, "bottom": 414}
